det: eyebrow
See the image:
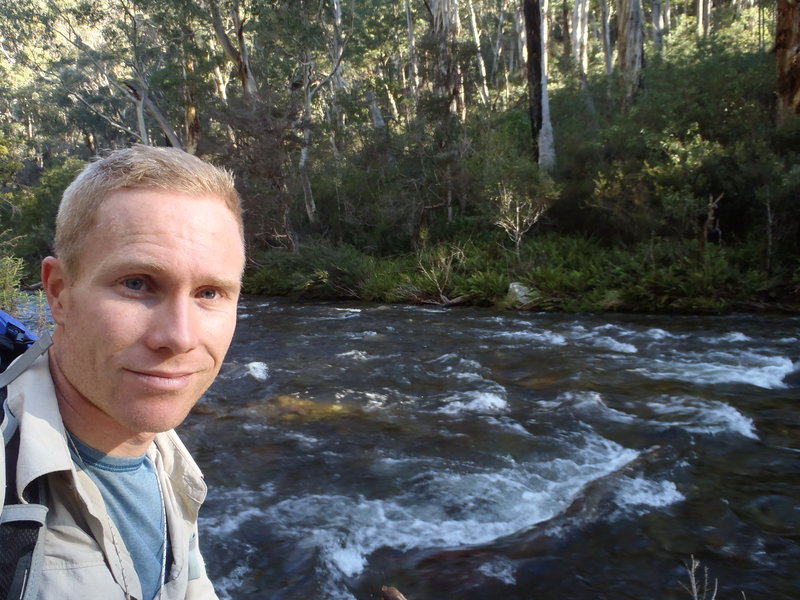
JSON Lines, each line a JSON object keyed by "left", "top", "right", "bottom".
{"left": 106, "top": 258, "right": 242, "bottom": 292}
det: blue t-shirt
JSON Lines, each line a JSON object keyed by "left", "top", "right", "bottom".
{"left": 67, "top": 433, "right": 168, "bottom": 600}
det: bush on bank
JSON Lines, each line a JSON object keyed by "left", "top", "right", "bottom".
{"left": 244, "top": 234, "right": 800, "bottom": 313}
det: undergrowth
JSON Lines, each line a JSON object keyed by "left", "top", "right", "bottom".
{"left": 244, "top": 234, "right": 799, "bottom": 313}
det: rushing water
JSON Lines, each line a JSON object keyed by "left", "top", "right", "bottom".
{"left": 176, "top": 298, "right": 799, "bottom": 599}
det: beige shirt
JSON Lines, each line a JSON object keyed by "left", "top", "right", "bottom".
{"left": 1, "top": 353, "right": 218, "bottom": 600}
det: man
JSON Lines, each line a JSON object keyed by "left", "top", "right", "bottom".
{"left": 2, "top": 145, "right": 245, "bottom": 598}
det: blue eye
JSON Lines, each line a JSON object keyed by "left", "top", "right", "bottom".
{"left": 198, "top": 289, "right": 218, "bottom": 300}
{"left": 123, "top": 278, "right": 146, "bottom": 291}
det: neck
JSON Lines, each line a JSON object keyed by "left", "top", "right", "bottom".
{"left": 48, "top": 350, "right": 156, "bottom": 457}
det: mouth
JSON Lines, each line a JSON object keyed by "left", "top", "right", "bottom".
{"left": 126, "top": 369, "right": 196, "bottom": 392}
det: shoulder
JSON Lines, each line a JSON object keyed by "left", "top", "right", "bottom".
{"left": 152, "top": 430, "right": 207, "bottom": 503}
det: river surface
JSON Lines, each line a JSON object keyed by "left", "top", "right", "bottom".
{"left": 177, "top": 297, "right": 799, "bottom": 599}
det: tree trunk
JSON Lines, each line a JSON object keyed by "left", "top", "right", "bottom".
{"left": 697, "top": 0, "right": 709, "bottom": 37}
{"left": 366, "top": 90, "right": 386, "bottom": 129}
{"left": 466, "top": 0, "right": 490, "bottom": 105}
{"left": 776, "top": 0, "right": 800, "bottom": 125}
{"left": 327, "top": 0, "right": 347, "bottom": 151}
{"left": 298, "top": 51, "right": 317, "bottom": 224}
{"left": 600, "top": 0, "right": 614, "bottom": 76}
{"left": 523, "top": 0, "right": 543, "bottom": 161}
{"left": 561, "top": 0, "right": 572, "bottom": 62}
{"left": 572, "top": 0, "right": 590, "bottom": 74}
{"left": 652, "top": 0, "right": 664, "bottom": 54}
{"left": 183, "top": 24, "right": 201, "bottom": 154}
{"left": 135, "top": 94, "right": 149, "bottom": 145}
{"left": 404, "top": 0, "right": 420, "bottom": 107}
{"left": 329, "top": 0, "right": 346, "bottom": 92}
{"left": 515, "top": 5, "right": 526, "bottom": 77}
{"left": 540, "top": 0, "right": 556, "bottom": 169}
{"left": 209, "top": 0, "right": 258, "bottom": 98}
{"left": 616, "top": 0, "right": 644, "bottom": 110}
{"left": 542, "top": 0, "right": 551, "bottom": 77}
{"left": 490, "top": 0, "right": 507, "bottom": 84}
{"left": 431, "top": 0, "right": 465, "bottom": 121}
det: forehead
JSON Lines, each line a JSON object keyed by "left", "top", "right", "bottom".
{"left": 77, "top": 188, "right": 244, "bottom": 277}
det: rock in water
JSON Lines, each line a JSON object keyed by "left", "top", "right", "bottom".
{"left": 505, "top": 282, "right": 535, "bottom": 308}
{"left": 381, "top": 585, "right": 408, "bottom": 600}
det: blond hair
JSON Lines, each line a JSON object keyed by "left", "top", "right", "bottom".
{"left": 55, "top": 145, "right": 243, "bottom": 278}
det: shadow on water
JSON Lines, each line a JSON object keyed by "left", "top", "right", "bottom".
{"left": 180, "top": 298, "right": 800, "bottom": 599}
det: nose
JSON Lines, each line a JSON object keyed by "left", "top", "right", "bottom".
{"left": 145, "top": 295, "right": 200, "bottom": 355}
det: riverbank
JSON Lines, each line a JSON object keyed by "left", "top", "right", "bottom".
{"left": 244, "top": 235, "right": 800, "bottom": 315}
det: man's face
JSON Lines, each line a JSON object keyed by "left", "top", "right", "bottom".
{"left": 48, "top": 188, "right": 244, "bottom": 436}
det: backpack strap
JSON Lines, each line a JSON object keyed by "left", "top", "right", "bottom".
{"left": 1, "top": 332, "right": 52, "bottom": 600}
{"left": 1, "top": 423, "right": 48, "bottom": 600}
{"left": 0, "top": 331, "right": 52, "bottom": 390}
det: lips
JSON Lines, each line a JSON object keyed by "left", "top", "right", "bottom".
{"left": 126, "top": 368, "right": 197, "bottom": 392}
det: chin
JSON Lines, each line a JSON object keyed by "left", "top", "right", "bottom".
{"left": 123, "top": 403, "right": 195, "bottom": 434}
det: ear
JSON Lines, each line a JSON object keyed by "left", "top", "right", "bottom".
{"left": 41, "top": 256, "right": 69, "bottom": 326}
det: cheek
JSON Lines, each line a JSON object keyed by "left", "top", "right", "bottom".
{"left": 66, "top": 297, "right": 147, "bottom": 354}
{"left": 206, "top": 316, "right": 237, "bottom": 360}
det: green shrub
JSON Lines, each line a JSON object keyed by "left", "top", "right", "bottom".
{"left": 0, "top": 255, "right": 23, "bottom": 313}
{"left": 245, "top": 243, "right": 374, "bottom": 299}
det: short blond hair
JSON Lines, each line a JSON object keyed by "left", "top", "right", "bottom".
{"left": 55, "top": 145, "right": 243, "bottom": 278}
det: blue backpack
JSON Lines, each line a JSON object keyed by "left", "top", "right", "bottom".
{"left": 1, "top": 310, "right": 52, "bottom": 600}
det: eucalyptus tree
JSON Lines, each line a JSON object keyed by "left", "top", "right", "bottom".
{"left": 775, "top": 0, "right": 799, "bottom": 125}
{"left": 616, "top": 0, "right": 645, "bottom": 109}
{"left": 0, "top": 0, "right": 204, "bottom": 152}
{"left": 522, "top": 0, "right": 555, "bottom": 169}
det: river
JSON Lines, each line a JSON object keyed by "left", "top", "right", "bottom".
{"left": 177, "top": 298, "right": 798, "bottom": 599}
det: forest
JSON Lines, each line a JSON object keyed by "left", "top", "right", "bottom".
{"left": 1, "top": 0, "right": 799, "bottom": 314}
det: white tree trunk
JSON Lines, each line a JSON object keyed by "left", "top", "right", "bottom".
{"left": 431, "top": 0, "right": 465, "bottom": 120}
{"left": 404, "top": 0, "right": 420, "bottom": 106}
{"left": 697, "top": 0, "right": 709, "bottom": 37}
{"left": 135, "top": 96, "right": 149, "bottom": 145}
{"left": 652, "top": 0, "right": 664, "bottom": 53}
{"left": 329, "top": 0, "right": 346, "bottom": 91}
{"left": 539, "top": 77, "right": 555, "bottom": 170}
{"left": 542, "top": 0, "right": 550, "bottom": 77}
{"left": 600, "top": 0, "right": 613, "bottom": 75}
{"left": 209, "top": 0, "right": 258, "bottom": 98}
{"left": 490, "top": 0, "right": 507, "bottom": 83}
{"left": 366, "top": 90, "right": 386, "bottom": 129}
{"left": 616, "top": 0, "right": 644, "bottom": 109}
{"left": 572, "top": 0, "right": 590, "bottom": 73}
{"left": 467, "top": 0, "right": 490, "bottom": 105}
{"left": 539, "top": 0, "right": 555, "bottom": 170}
{"left": 299, "top": 51, "right": 317, "bottom": 224}
{"left": 516, "top": 4, "right": 527, "bottom": 74}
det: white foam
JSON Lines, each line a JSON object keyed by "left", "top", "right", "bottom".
{"left": 648, "top": 396, "right": 758, "bottom": 439}
{"left": 702, "top": 331, "right": 750, "bottom": 343}
{"left": 337, "top": 349, "right": 369, "bottom": 361}
{"left": 645, "top": 328, "right": 671, "bottom": 340}
{"left": 245, "top": 361, "right": 269, "bottom": 381}
{"left": 214, "top": 560, "right": 253, "bottom": 600}
{"left": 496, "top": 330, "right": 567, "bottom": 345}
{"left": 592, "top": 336, "right": 637, "bottom": 353}
{"left": 633, "top": 353, "right": 794, "bottom": 389}
{"left": 615, "top": 476, "right": 684, "bottom": 508}
{"left": 478, "top": 556, "right": 517, "bottom": 585}
{"left": 440, "top": 391, "right": 508, "bottom": 414}
{"left": 555, "top": 391, "right": 636, "bottom": 423}
{"left": 256, "top": 433, "right": 639, "bottom": 580}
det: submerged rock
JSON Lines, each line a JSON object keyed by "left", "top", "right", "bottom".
{"left": 381, "top": 586, "right": 408, "bottom": 600}
{"left": 244, "top": 394, "right": 355, "bottom": 422}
